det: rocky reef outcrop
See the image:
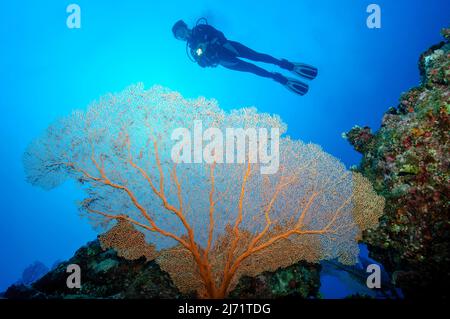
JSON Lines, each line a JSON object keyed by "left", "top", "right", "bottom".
{"left": 4, "top": 238, "right": 321, "bottom": 299}
{"left": 345, "top": 28, "right": 449, "bottom": 299}
{"left": 4, "top": 239, "right": 181, "bottom": 299}
{"left": 229, "top": 262, "right": 321, "bottom": 299}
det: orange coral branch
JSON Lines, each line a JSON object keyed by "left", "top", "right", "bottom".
{"left": 66, "top": 157, "right": 191, "bottom": 250}
{"left": 322, "top": 196, "right": 352, "bottom": 232}
{"left": 295, "top": 192, "right": 319, "bottom": 229}
{"left": 222, "top": 161, "right": 252, "bottom": 282}
{"left": 125, "top": 138, "right": 195, "bottom": 243}
{"left": 218, "top": 188, "right": 323, "bottom": 297}
{"left": 82, "top": 203, "right": 156, "bottom": 233}
{"left": 251, "top": 173, "right": 298, "bottom": 245}
{"left": 124, "top": 138, "right": 218, "bottom": 297}
{"left": 205, "top": 162, "right": 216, "bottom": 258}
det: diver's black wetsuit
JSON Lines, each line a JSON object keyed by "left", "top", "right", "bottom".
{"left": 188, "top": 24, "right": 289, "bottom": 84}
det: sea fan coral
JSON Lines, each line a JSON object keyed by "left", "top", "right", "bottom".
{"left": 99, "top": 219, "right": 157, "bottom": 261}
{"left": 24, "top": 84, "right": 384, "bottom": 298}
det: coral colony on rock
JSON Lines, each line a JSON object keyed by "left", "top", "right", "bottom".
{"left": 344, "top": 28, "right": 450, "bottom": 300}
{"left": 1, "top": 2, "right": 449, "bottom": 314}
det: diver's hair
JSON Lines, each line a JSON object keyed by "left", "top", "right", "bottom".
{"left": 172, "top": 20, "right": 188, "bottom": 38}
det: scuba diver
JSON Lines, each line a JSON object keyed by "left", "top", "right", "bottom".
{"left": 172, "top": 19, "right": 318, "bottom": 96}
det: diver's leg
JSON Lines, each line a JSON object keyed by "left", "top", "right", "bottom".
{"left": 220, "top": 57, "right": 285, "bottom": 82}
{"left": 226, "top": 41, "right": 318, "bottom": 80}
{"left": 219, "top": 58, "right": 309, "bottom": 96}
{"left": 225, "top": 41, "right": 282, "bottom": 65}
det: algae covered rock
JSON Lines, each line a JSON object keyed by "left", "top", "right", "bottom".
{"left": 228, "top": 261, "right": 321, "bottom": 299}
{"left": 345, "top": 28, "right": 450, "bottom": 299}
{"left": 5, "top": 239, "right": 182, "bottom": 299}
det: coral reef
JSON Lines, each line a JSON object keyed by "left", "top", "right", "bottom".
{"left": 344, "top": 28, "right": 450, "bottom": 299}
{"left": 3, "top": 238, "right": 321, "bottom": 299}
{"left": 4, "top": 239, "right": 181, "bottom": 299}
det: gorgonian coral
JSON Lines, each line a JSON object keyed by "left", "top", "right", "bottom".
{"left": 24, "top": 84, "right": 383, "bottom": 298}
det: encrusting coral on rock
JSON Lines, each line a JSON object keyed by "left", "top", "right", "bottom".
{"left": 344, "top": 28, "right": 449, "bottom": 299}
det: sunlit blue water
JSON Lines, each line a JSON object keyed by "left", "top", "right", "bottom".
{"left": 0, "top": 0, "right": 449, "bottom": 294}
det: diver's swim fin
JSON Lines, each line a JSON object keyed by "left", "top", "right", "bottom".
{"left": 291, "top": 63, "right": 318, "bottom": 80}
{"left": 283, "top": 77, "right": 309, "bottom": 96}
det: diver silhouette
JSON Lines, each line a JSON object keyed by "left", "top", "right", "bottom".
{"left": 172, "top": 19, "right": 318, "bottom": 96}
